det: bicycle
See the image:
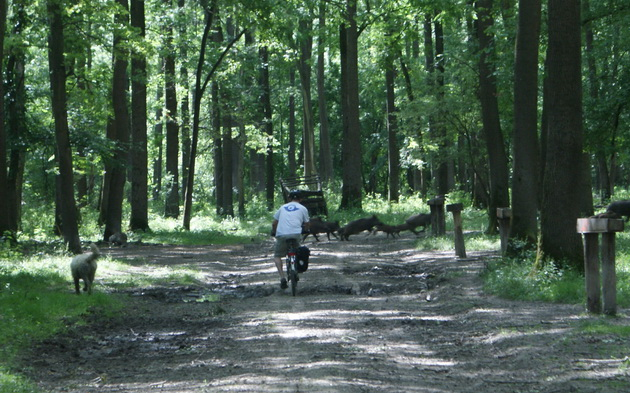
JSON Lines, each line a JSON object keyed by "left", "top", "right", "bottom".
{"left": 285, "top": 238, "right": 300, "bottom": 296}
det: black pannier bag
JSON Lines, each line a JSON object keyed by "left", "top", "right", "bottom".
{"left": 296, "top": 246, "right": 310, "bottom": 273}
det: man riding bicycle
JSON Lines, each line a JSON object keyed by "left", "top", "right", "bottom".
{"left": 271, "top": 190, "right": 310, "bottom": 289}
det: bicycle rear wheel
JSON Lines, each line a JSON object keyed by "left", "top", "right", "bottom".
{"left": 285, "top": 238, "right": 299, "bottom": 296}
{"left": 289, "top": 268, "right": 298, "bottom": 296}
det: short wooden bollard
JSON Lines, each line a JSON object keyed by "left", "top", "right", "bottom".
{"left": 497, "top": 208, "right": 511, "bottom": 255}
{"left": 447, "top": 203, "right": 466, "bottom": 258}
{"left": 577, "top": 218, "right": 624, "bottom": 315}
{"left": 428, "top": 196, "right": 446, "bottom": 236}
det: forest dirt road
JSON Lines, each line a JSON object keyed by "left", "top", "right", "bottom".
{"left": 21, "top": 234, "right": 630, "bottom": 392}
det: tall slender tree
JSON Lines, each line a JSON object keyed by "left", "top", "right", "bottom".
{"left": 432, "top": 15, "right": 450, "bottom": 195}
{"left": 475, "top": 0, "right": 510, "bottom": 234}
{"left": 183, "top": 5, "right": 245, "bottom": 226}
{"left": 130, "top": 0, "right": 149, "bottom": 231}
{"left": 0, "top": 0, "right": 8, "bottom": 237}
{"left": 178, "top": 0, "right": 191, "bottom": 198}
{"left": 184, "top": 4, "right": 215, "bottom": 229}
{"left": 583, "top": 0, "right": 612, "bottom": 201}
{"left": 47, "top": 0, "right": 81, "bottom": 253}
{"left": 4, "top": 0, "right": 27, "bottom": 234}
{"left": 340, "top": 0, "right": 362, "bottom": 210}
{"left": 287, "top": 69, "right": 297, "bottom": 177}
{"left": 297, "top": 18, "right": 316, "bottom": 178}
{"left": 152, "top": 82, "right": 164, "bottom": 201}
{"left": 385, "top": 33, "right": 399, "bottom": 202}
{"left": 510, "top": 0, "right": 541, "bottom": 249}
{"left": 164, "top": 0, "right": 180, "bottom": 218}
{"left": 104, "top": 0, "right": 131, "bottom": 241}
{"left": 317, "top": 0, "right": 333, "bottom": 182}
{"left": 260, "top": 46, "right": 275, "bottom": 210}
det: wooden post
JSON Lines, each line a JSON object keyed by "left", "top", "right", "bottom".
{"left": 428, "top": 196, "right": 446, "bottom": 236}
{"left": 447, "top": 203, "right": 466, "bottom": 258}
{"left": 577, "top": 218, "right": 624, "bottom": 315}
{"left": 496, "top": 208, "right": 511, "bottom": 255}
{"left": 601, "top": 233, "right": 617, "bottom": 315}
{"left": 582, "top": 232, "right": 601, "bottom": 314}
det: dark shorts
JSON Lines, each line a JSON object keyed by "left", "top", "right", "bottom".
{"left": 274, "top": 234, "right": 301, "bottom": 258}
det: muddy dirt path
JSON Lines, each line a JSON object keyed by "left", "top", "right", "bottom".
{"left": 22, "top": 234, "right": 630, "bottom": 392}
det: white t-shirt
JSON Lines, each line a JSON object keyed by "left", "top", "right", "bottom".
{"left": 274, "top": 201, "right": 310, "bottom": 236}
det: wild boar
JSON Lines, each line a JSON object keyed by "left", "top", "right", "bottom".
{"left": 405, "top": 213, "right": 431, "bottom": 234}
{"left": 338, "top": 215, "right": 383, "bottom": 241}
{"left": 606, "top": 200, "right": 630, "bottom": 221}
{"left": 373, "top": 223, "right": 401, "bottom": 238}
{"left": 303, "top": 217, "right": 340, "bottom": 241}
{"left": 109, "top": 232, "right": 128, "bottom": 247}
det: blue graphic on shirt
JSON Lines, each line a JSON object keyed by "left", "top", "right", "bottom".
{"left": 284, "top": 205, "right": 299, "bottom": 212}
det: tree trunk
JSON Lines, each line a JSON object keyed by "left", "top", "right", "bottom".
{"left": 399, "top": 54, "right": 424, "bottom": 194}
{"left": 249, "top": 149, "right": 265, "bottom": 193}
{"left": 235, "top": 123, "right": 246, "bottom": 216}
{"left": 0, "top": 0, "right": 9, "bottom": 236}
{"left": 510, "top": 0, "right": 541, "bottom": 249}
{"left": 541, "top": 0, "right": 591, "bottom": 269}
{"left": 164, "top": 0, "right": 179, "bottom": 218}
{"left": 184, "top": 5, "right": 215, "bottom": 230}
{"left": 259, "top": 46, "right": 275, "bottom": 210}
{"left": 152, "top": 83, "right": 164, "bottom": 201}
{"left": 129, "top": 0, "right": 149, "bottom": 231}
{"left": 104, "top": 0, "right": 130, "bottom": 241}
{"left": 179, "top": 0, "right": 191, "bottom": 199}
{"left": 385, "top": 48, "right": 400, "bottom": 202}
{"left": 317, "top": 0, "right": 333, "bottom": 182}
{"left": 221, "top": 116, "right": 234, "bottom": 216}
{"left": 5, "top": 0, "right": 27, "bottom": 233}
{"left": 212, "top": 82, "right": 224, "bottom": 215}
{"left": 475, "top": 0, "right": 510, "bottom": 234}
{"left": 47, "top": 0, "right": 81, "bottom": 253}
{"left": 433, "top": 16, "right": 450, "bottom": 195}
{"left": 211, "top": 19, "right": 224, "bottom": 214}
{"left": 339, "top": 0, "right": 362, "bottom": 210}
{"left": 583, "top": 0, "right": 612, "bottom": 201}
{"left": 298, "top": 18, "right": 316, "bottom": 179}
{"left": 99, "top": 121, "right": 112, "bottom": 227}
{"left": 288, "top": 69, "right": 297, "bottom": 177}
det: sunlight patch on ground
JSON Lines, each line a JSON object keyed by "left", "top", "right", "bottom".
{"left": 206, "top": 374, "right": 354, "bottom": 392}
{"left": 482, "top": 327, "right": 572, "bottom": 345}
{"left": 277, "top": 327, "right": 352, "bottom": 340}
{"left": 355, "top": 341, "right": 456, "bottom": 367}
{"left": 471, "top": 307, "right": 512, "bottom": 315}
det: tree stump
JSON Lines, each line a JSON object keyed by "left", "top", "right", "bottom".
{"left": 428, "top": 196, "right": 446, "bottom": 236}
{"left": 576, "top": 218, "right": 624, "bottom": 315}
{"left": 447, "top": 203, "right": 466, "bottom": 258}
{"left": 496, "top": 208, "right": 511, "bottom": 256}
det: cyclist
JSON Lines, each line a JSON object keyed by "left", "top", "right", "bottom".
{"left": 271, "top": 190, "right": 310, "bottom": 289}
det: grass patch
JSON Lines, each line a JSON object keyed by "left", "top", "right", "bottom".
{"left": 579, "top": 320, "right": 630, "bottom": 336}
{"left": 98, "top": 257, "right": 204, "bottom": 289}
{"left": 415, "top": 231, "right": 499, "bottom": 252}
{"left": 0, "top": 253, "right": 123, "bottom": 392}
{"left": 0, "top": 368, "right": 39, "bottom": 393}
{"left": 481, "top": 231, "right": 630, "bottom": 307}
{"left": 120, "top": 215, "right": 269, "bottom": 246}
{"left": 482, "top": 258, "right": 586, "bottom": 304}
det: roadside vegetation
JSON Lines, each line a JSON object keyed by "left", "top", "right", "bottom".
{"left": 2, "top": 192, "right": 630, "bottom": 392}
